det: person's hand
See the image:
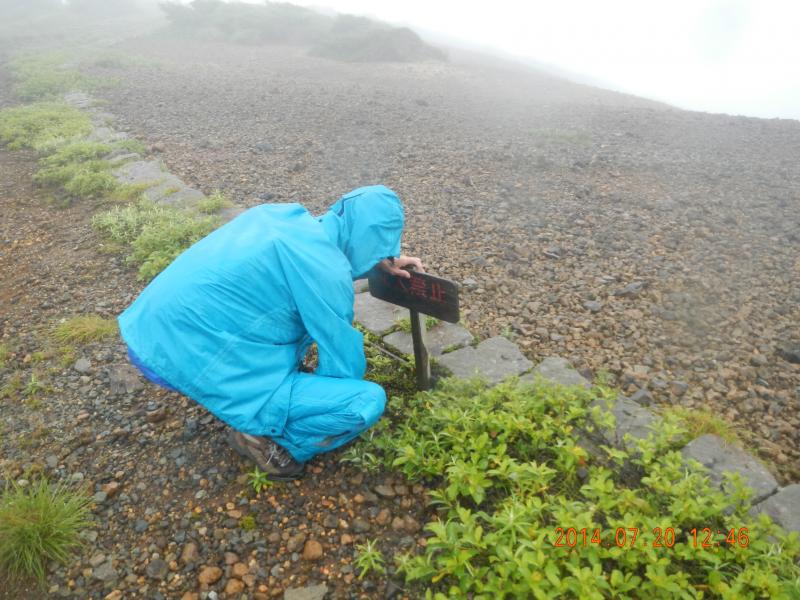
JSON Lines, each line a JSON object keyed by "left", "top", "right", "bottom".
{"left": 378, "top": 255, "right": 425, "bottom": 279}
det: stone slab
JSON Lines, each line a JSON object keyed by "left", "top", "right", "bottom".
{"left": 353, "top": 292, "right": 407, "bottom": 334}
{"left": 589, "top": 395, "right": 660, "bottom": 447}
{"left": 750, "top": 484, "right": 800, "bottom": 532}
{"left": 681, "top": 434, "right": 778, "bottom": 503}
{"left": 88, "top": 126, "right": 128, "bottom": 144}
{"left": 284, "top": 584, "right": 328, "bottom": 600}
{"left": 520, "top": 357, "right": 590, "bottom": 388}
{"left": 149, "top": 183, "right": 205, "bottom": 206}
{"left": 108, "top": 152, "right": 141, "bottom": 164}
{"left": 112, "top": 159, "right": 167, "bottom": 187}
{"left": 112, "top": 160, "right": 204, "bottom": 206}
{"left": 437, "top": 336, "right": 533, "bottom": 385}
{"left": 383, "top": 322, "right": 473, "bottom": 357}
{"left": 353, "top": 278, "right": 369, "bottom": 294}
{"left": 107, "top": 363, "right": 145, "bottom": 395}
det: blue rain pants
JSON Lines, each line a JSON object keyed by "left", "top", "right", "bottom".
{"left": 129, "top": 343, "right": 385, "bottom": 462}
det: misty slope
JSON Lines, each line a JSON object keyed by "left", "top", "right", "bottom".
{"left": 92, "top": 34, "right": 800, "bottom": 480}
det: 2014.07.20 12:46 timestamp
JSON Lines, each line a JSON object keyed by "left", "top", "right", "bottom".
{"left": 553, "top": 527, "right": 750, "bottom": 549}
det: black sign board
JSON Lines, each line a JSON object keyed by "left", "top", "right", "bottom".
{"left": 367, "top": 268, "right": 460, "bottom": 324}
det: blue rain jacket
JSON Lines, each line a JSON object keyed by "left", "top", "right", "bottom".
{"left": 118, "top": 185, "right": 403, "bottom": 437}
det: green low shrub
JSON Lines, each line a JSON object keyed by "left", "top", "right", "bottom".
{"left": 0, "top": 478, "right": 91, "bottom": 583}
{"left": 0, "top": 103, "right": 92, "bottom": 151}
{"left": 92, "top": 199, "right": 219, "bottom": 280}
{"left": 349, "top": 379, "right": 800, "bottom": 598}
{"left": 33, "top": 141, "right": 118, "bottom": 199}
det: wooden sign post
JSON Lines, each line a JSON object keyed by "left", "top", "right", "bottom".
{"left": 368, "top": 268, "right": 460, "bottom": 390}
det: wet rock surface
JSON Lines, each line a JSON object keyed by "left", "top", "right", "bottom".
{"left": 437, "top": 336, "right": 533, "bottom": 384}
{"left": 382, "top": 320, "right": 473, "bottom": 357}
{"left": 681, "top": 434, "right": 779, "bottom": 503}
{"left": 751, "top": 484, "right": 800, "bottom": 532}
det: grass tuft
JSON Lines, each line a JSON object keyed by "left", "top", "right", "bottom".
{"left": 0, "top": 103, "right": 92, "bottom": 152}
{"left": 0, "top": 372, "right": 24, "bottom": 401}
{"left": 113, "top": 138, "right": 148, "bottom": 156}
{"left": 197, "top": 190, "right": 232, "bottom": 214}
{"left": 53, "top": 315, "right": 118, "bottom": 344}
{"left": 92, "top": 199, "right": 219, "bottom": 280}
{"left": 33, "top": 141, "right": 118, "bottom": 200}
{"left": 661, "top": 406, "right": 741, "bottom": 444}
{"left": 0, "top": 478, "right": 91, "bottom": 582}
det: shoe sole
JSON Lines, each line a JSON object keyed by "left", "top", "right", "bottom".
{"left": 226, "top": 430, "right": 305, "bottom": 482}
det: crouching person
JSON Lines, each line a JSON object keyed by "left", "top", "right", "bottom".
{"left": 119, "top": 185, "right": 423, "bottom": 479}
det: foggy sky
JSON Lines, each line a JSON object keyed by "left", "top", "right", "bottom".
{"left": 278, "top": 0, "right": 800, "bottom": 121}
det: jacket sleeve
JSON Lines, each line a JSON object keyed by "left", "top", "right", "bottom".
{"left": 277, "top": 242, "right": 366, "bottom": 380}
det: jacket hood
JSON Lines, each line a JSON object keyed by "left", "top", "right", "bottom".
{"left": 319, "top": 185, "right": 404, "bottom": 279}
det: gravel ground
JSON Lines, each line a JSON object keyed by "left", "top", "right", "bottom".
{"left": 1, "top": 30, "right": 800, "bottom": 598}
{"left": 92, "top": 35, "right": 800, "bottom": 480}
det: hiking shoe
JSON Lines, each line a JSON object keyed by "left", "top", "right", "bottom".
{"left": 227, "top": 429, "right": 305, "bottom": 480}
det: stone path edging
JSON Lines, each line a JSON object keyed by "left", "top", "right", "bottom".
{"left": 64, "top": 91, "right": 219, "bottom": 214}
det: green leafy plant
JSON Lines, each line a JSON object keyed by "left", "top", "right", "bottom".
{"left": 247, "top": 467, "right": 273, "bottom": 494}
{"left": 0, "top": 478, "right": 91, "bottom": 582}
{"left": 499, "top": 324, "right": 515, "bottom": 340}
{"left": 349, "top": 378, "right": 800, "bottom": 598}
{"left": 24, "top": 374, "right": 45, "bottom": 400}
{"left": 340, "top": 421, "right": 388, "bottom": 472}
{"left": 365, "top": 349, "right": 415, "bottom": 398}
{"left": 53, "top": 315, "right": 117, "bottom": 344}
{"left": 0, "top": 103, "right": 91, "bottom": 151}
{"left": 354, "top": 539, "right": 385, "bottom": 579}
